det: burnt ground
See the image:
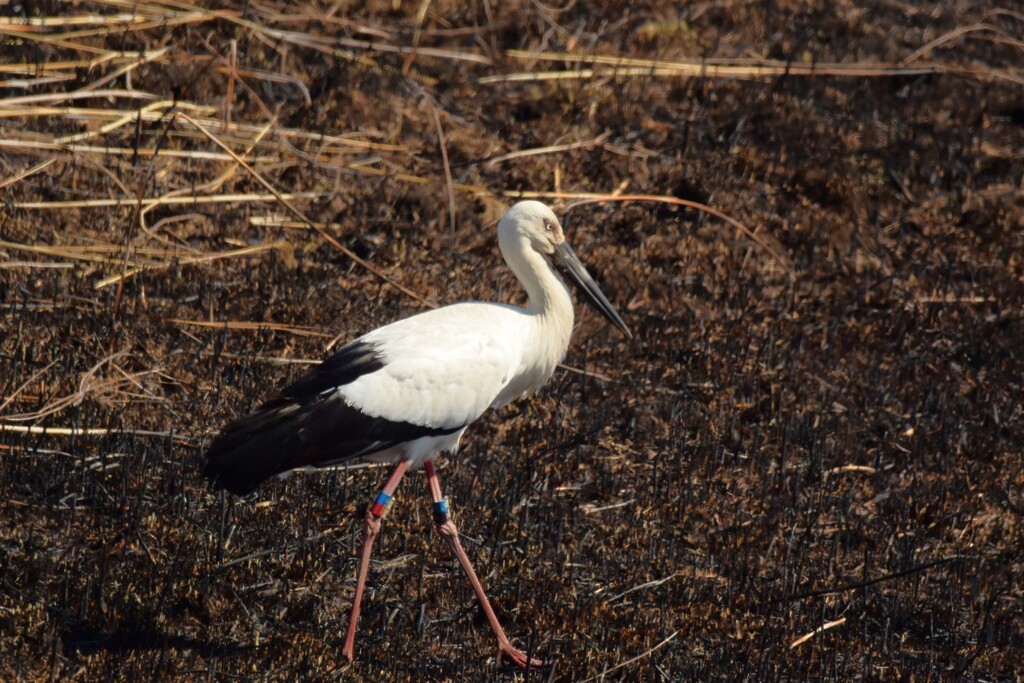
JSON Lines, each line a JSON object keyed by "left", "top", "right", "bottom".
{"left": 1, "top": 1, "right": 1023, "bottom": 681}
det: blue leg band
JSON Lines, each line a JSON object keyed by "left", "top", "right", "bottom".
{"left": 432, "top": 497, "right": 450, "bottom": 524}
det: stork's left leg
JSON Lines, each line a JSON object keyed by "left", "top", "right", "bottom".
{"left": 342, "top": 459, "right": 411, "bottom": 661}
{"left": 423, "top": 459, "right": 543, "bottom": 668}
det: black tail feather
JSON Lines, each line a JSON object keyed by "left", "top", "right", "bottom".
{"left": 204, "top": 394, "right": 373, "bottom": 495}
{"left": 203, "top": 392, "right": 461, "bottom": 496}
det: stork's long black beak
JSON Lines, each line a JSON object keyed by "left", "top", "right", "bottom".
{"left": 552, "top": 242, "right": 632, "bottom": 338}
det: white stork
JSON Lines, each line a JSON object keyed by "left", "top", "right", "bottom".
{"left": 204, "top": 200, "right": 630, "bottom": 667}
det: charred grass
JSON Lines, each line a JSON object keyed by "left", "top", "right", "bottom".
{"left": 1, "top": 1, "right": 1023, "bottom": 681}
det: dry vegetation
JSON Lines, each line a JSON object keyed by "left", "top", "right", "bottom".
{"left": 1, "top": 1, "right": 1023, "bottom": 681}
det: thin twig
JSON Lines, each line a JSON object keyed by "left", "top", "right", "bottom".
{"left": 0, "top": 422, "right": 195, "bottom": 443}
{"left": 784, "top": 556, "right": 964, "bottom": 602}
{"left": 93, "top": 241, "right": 289, "bottom": 289}
{"left": 485, "top": 132, "right": 612, "bottom": 166}
{"left": 575, "top": 631, "right": 679, "bottom": 683}
{"left": 0, "top": 360, "right": 57, "bottom": 414}
{"left": 557, "top": 362, "right": 614, "bottom": 383}
{"left": 487, "top": 50, "right": 1023, "bottom": 85}
{"left": 13, "top": 191, "right": 331, "bottom": 210}
{"left": 825, "top": 464, "right": 876, "bottom": 477}
{"left": 604, "top": 572, "right": 680, "bottom": 603}
{"left": 790, "top": 617, "right": 847, "bottom": 648}
{"left": 169, "top": 319, "right": 334, "bottom": 338}
{"left": 0, "top": 158, "right": 55, "bottom": 190}
{"left": 432, "top": 107, "right": 457, "bottom": 254}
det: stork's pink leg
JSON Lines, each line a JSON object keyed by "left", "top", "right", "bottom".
{"left": 423, "top": 460, "right": 542, "bottom": 668}
{"left": 342, "top": 459, "right": 411, "bottom": 661}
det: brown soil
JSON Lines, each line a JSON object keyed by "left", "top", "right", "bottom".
{"left": 1, "top": 2, "right": 1022, "bottom": 681}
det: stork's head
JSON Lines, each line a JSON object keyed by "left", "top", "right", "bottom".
{"left": 498, "top": 200, "right": 565, "bottom": 255}
{"left": 497, "top": 201, "right": 631, "bottom": 338}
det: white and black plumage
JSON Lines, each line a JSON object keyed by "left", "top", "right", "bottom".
{"left": 203, "top": 200, "right": 630, "bottom": 667}
{"left": 204, "top": 340, "right": 460, "bottom": 495}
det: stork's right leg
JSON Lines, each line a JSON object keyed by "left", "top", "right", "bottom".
{"left": 342, "top": 459, "right": 411, "bottom": 661}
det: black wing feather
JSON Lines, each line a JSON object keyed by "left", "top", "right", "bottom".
{"left": 203, "top": 340, "right": 461, "bottom": 496}
{"left": 279, "top": 339, "right": 384, "bottom": 400}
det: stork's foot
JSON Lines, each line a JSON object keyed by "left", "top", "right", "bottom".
{"left": 498, "top": 640, "right": 543, "bottom": 668}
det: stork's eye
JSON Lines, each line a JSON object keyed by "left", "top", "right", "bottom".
{"left": 543, "top": 219, "right": 555, "bottom": 233}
